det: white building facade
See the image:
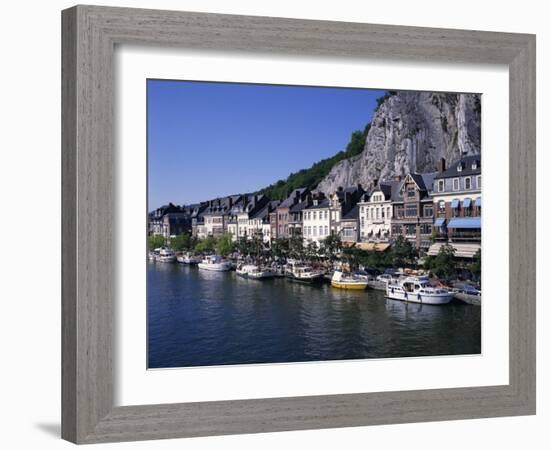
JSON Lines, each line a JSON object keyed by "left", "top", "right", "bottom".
{"left": 358, "top": 183, "right": 394, "bottom": 242}
{"left": 303, "top": 199, "right": 331, "bottom": 246}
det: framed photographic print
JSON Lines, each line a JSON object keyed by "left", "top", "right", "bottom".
{"left": 62, "top": 5, "right": 536, "bottom": 444}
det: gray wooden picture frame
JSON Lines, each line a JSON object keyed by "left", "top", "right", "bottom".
{"left": 62, "top": 4, "right": 536, "bottom": 444}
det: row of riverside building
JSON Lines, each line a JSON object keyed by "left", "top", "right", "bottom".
{"left": 148, "top": 155, "right": 481, "bottom": 259}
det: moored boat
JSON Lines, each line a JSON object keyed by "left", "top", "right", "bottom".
{"left": 236, "top": 264, "right": 276, "bottom": 279}
{"left": 177, "top": 252, "right": 201, "bottom": 264}
{"left": 148, "top": 248, "right": 160, "bottom": 261}
{"left": 198, "top": 255, "right": 232, "bottom": 272}
{"left": 386, "top": 276, "right": 454, "bottom": 305}
{"left": 157, "top": 247, "right": 176, "bottom": 263}
{"left": 331, "top": 271, "right": 368, "bottom": 290}
{"left": 284, "top": 261, "right": 324, "bottom": 283}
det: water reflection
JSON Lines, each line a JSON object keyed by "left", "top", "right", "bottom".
{"left": 147, "top": 263, "right": 481, "bottom": 368}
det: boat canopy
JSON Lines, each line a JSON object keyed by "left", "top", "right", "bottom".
{"left": 447, "top": 217, "right": 481, "bottom": 229}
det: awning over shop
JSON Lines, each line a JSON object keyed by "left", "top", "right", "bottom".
{"left": 475, "top": 197, "right": 481, "bottom": 207}
{"left": 434, "top": 218, "right": 446, "bottom": 227}
{"left": 463, "top": 198, "right": 472, "bottom": 208}
{"left": 354, "top": 242, "right": 391, "bottom": 252}
{"left": 447, "top": 217, "right": 481, "bottom": 229}
{"left": 427, "top": 242, "right": 481, "bottom": 258}
{"left": 451, "top": 199, "right": 460, "bottom": 209}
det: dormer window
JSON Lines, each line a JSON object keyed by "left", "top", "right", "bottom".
{"left": 457, "top": 164, "right": 463, "bottom": 172}
{"left": 472, "top": 161, "right": 478, "bottom": 170}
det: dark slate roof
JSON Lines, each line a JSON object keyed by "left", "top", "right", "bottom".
{"left": 305, "top": 198, "right": 330, "bottom": 209}
{"left": 251, "top": 199, "right": 279, "bottom": 221}
{"left": 391, "top": 181, "right": 403, "bottom": 202}
{"left": 397, "top": 172, "right": 436, "bottom": 195}
{"left": 380, "top": 182, "right": 394, "bottom": 200}
{"left": 250, "top": 204, "right": 270, "bottom": 220}
{"left": 434, "top": 155, "right": 481, "bottom": 179}
{"left": 289, "top": 201, "right": 309, "bottom": 213}
{"left": 409, "top": 173, "right": 428, "bottom": 191}
{"left": 202, "top": 197, "right": 231, "bottom": 215}
{"left": 279, "top": 188, "right": 306, "bottom": 208}
{"left": 420, "top": 172, "right": 436, "bottom": 193}
{"left": 342, "top": 204, "right": 359, "bottom": 221}
{"left": 149, "top": 202, "right": 182, "bottom": 217}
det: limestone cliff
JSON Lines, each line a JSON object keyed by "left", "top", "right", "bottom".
{"left": 315, "top": 91, "right": 481, "bottom": 193}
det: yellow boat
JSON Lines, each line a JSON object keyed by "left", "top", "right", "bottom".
{"left": 330, "top": 271, "right": 368, "bottom": 290}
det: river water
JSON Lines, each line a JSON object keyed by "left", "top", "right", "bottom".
{"left": 148, "top": 262, "right": 481, "bottom": 368}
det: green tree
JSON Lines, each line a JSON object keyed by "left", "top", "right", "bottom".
{"left": 271, "top": 238, "right": 289, "bottom": 260}
{"left": 341, "top": 244, "right": 363, "bottom": 271}
{"left": 424, "top": 244, "right": 456, "bottom": 279}
{"left": 148, "top": 235, "right": 165, "bottom": 250}
{"left": 390, "top": 235, "right": 417, "bottom": 268}
{"left": 170, "top": 233, "right": 191, "bottom": 251}
{"left": 304, "top": 241, "right": 319, "bottom": 262}
{"left": 195, "top": 236, "right": 216, "bottom": 254}
{"left": 235, "top": 236, "right": 251, "bottom": 256}
{"left": 470, "top": 249, "right": 481, "bottom": 281}
{"left": 215, "top": 233, "right": 235, "bottom": 257}
{"left": 248, "top": 234, "right": 264, "bottom": 258}
{"left": 363, "top": 247, "right": 392, "bottom": 271}
{"left": 320, "top": 233, "right": 342, "bottom": 263}
{"left": 288, "top": 230, "right": 305, "bottom": 260}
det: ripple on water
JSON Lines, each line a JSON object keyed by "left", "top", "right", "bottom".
{"left": 147, "top": 263, "right": 481, "bottom": 368}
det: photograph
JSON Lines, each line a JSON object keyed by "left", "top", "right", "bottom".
{"left": 147, "top": 80, "right": 482, "bottom": 369}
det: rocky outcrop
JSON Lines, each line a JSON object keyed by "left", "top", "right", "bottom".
{"left": 316, "top": 91, "right": 481, "bottom": 194}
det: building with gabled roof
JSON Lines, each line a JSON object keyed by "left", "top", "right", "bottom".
{"left": 302, "top": 185, "right": 364, "bottom": 246}
{"left": 340, "top": 204, "right": 360, "bottom": 243}
{"left": 232, "top": 194, "right": 270, "bottom": 241}
{"left": 275, "top": 188, "right": 310, "bottom": 239}
{"left": 148, "top": 202, "right": 192, "bottom": 238}
{"left": 428, "top": 156, "right": 481, "bottom": 259}
{"left": 391, "top": 172, "right": 436, "bottom": 250}
{"left": 358, "top": 180, "right": 398, "bottom": 243}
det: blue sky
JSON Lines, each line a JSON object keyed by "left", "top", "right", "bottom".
{"left": 148, "top": 80, "right": 384, "bottom": 209}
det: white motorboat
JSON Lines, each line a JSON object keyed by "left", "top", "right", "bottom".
{"left": 198, "top": 255, "right": 232, "bottom": 272}
{"left": 386, "top": 276, "right": 454, "bottom": 305}
{"left": 284, "top": 261, "right": 324, "bottom": 283}
{"left": 177, "top": 252, "right": 201, "bottom": 264}
{"left": 148, "top": 248, "right": 160, "bottom": 261}
{"left": 236, "top": 264, "right": 276, "bottom": 279}
{"left": 157, "top": 247, "right": 176, "bottom": 263}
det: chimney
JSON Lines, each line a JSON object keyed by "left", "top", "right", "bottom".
{"left": 437, "top": 157, "right": 446, "bottom": 174}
